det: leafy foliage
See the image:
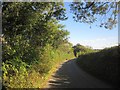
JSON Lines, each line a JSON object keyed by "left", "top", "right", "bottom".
{"left": 2, "top": 2, "right": 74, "bottom": 88}
{"left": 70, "top": 2, "right": 119, "bottom": 29}
{"left": 72, "top": 44, "right": 95, "bottom": 57}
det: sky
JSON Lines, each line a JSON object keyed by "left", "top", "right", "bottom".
{"left": 60, "top": 2, "right": 118, "bottom": 49}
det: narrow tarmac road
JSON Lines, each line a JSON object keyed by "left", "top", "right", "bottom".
{"left": 46, "top": 59, "right": 113, "bottom": 88}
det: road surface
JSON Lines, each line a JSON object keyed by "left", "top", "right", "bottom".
{"left": 46, "top": 59, "right": 113, "bottom": 88}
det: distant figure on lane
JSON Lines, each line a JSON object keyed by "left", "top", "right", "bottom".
{"left": 73, "top": 49, "right": 77, "bottom": 57}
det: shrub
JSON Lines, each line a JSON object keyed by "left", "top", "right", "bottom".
{"left": 76, "top": 46, "right": 119, "bottom": 87}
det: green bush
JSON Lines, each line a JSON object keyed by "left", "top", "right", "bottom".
{"left": 73, "top": 44, "right": 96, "bottom": 57}
{"left": 2, "top": 2, "right": 74, "bottom": 88}
{"left": 2, "top": 43, "right": 74, "bottom": 88}
{"left": 76, "top": 46, "right": 119, "bottom": 87}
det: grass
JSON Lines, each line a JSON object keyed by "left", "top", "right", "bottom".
{"left": 76, "top": 46, "right": 119, "bottom": 88}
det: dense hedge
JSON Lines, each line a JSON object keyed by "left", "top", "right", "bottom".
{"left": 3, "top": 44, "right": 74, "bottom": 88}
{"left": 2, "top": 2, "right": 74, "bottom": 88}
{"left": 76, "top": 46, "right": 119, "bottom": 87}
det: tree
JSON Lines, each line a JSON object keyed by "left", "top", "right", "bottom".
{"left": 70, "top": 2, "right": 119, "bottom": 29}
{"left": 72, "top": 44, "right": 94, "bottom": 57}
{"left": 2, "top": 2, "right": 68, "bottom": 63}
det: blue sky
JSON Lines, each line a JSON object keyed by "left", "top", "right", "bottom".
{"left": 60, "top": 2, "right": 118, "bottom": 49}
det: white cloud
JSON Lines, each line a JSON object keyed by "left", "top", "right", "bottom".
{"left": 69, "top": 37, "right": 118, "bottom": 49}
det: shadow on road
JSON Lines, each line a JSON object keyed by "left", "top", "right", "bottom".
{"left": 47, "top": 58, "right": 113, "bottom": 88}
{"left": 48, "top": 59, "right": 74, "bottom": 88}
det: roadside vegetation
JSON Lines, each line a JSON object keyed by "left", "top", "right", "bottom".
{"left": 1, "top": 2, "right": 119, "bottom": 89}
{"left": 72, "top": 44, "right": 97, "bottom": 57}
{"left": 2, "top": 2, "right": 74, "bottom": 88}
{"left": 75, "top": 44, "right": 119, "bottom": 87}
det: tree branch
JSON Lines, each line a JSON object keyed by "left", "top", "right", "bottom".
{"left": 81, "top": 2, "right": 94, "bottom": 9}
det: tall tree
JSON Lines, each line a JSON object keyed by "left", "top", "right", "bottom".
{"left": 2, "top": 2, "right": 68, "bottom": 63}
